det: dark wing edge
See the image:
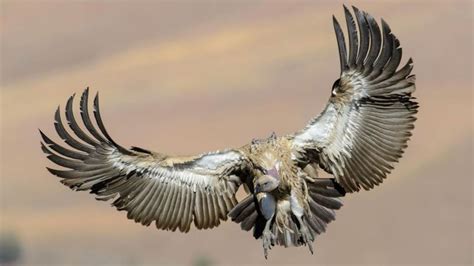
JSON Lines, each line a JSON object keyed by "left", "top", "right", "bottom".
{"left": 291, "top": 6, "right": 419, "bottom": 192}
{"left": 304, "top": 178, "right": 345, "bottom": 238}
{"left": 40, "top": 88, "right": 251, "bottom": 232}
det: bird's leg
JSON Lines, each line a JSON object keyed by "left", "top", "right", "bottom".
{"left": 290, "top": 188, "right": 314, "bottom": 254}
{"left": 262, "top": 214, "right": 276, "bottom": 259}
{"left": 296, "top": 215, "right": 314, "bottom": 254}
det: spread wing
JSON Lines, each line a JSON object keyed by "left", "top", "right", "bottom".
{"left": 40, "top": 88, "right": 251, "bottom": 232}
{"left": 291, "top": 6, "right": 418, "bottom": 192}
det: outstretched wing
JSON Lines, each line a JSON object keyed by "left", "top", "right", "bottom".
{"left": 291, "top": 6, "right": 418, "bottom": 192}
{"left": 40, "top": 88, "right": 251, "bottom": 232}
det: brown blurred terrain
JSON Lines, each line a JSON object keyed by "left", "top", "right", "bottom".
{"left": 0, "top": 1, "right": 472, "bottom": 265}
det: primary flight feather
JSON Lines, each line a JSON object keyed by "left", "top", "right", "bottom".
{"left": 40, "top": 5, "right": 418, "bottom": 257}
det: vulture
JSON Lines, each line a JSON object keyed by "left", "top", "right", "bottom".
{"left": 40, "top": 5, "right": 418, "bottom": 257}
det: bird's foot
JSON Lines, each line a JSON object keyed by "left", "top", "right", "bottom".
{"left": 262, "top": 229, "right": 275, "bottom": 259}
{"left": 298, "top": 226, "right": 314, "bottom": 254}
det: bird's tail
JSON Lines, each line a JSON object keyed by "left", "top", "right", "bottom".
{"left": 228, "top": 195, "right": 259, "bottom": 232}
{"left": 229, "top": 178, "right": 345, "bottom": 249}
{"left": 271, "top": 204, "right": 303, "bottom": 248}
{"left": 273, "top": 178, "right": 345, "bottom": 249}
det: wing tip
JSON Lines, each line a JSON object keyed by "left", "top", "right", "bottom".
{"left": 40, "top": 141, "right": 52, "bottom": 155}
{"left": 380, "top": 18, "right": 392, "bottom": 34}
{"left": 342, "top": 4, "right": 350, "bottom": 13}
{"left": 38, "top": 128, "right": 49, "bottom": 142}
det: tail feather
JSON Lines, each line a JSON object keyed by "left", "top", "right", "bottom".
{"left": 241, "top": 212, "right": 258, "bottom": 231}
{"left": 272, "top": 214, "right": 300, "bottom": 247}
{"left": 228, "top": 195, "right": 254, "bottom": 223}
{"left": 271, "top": 178, "right": 344, "bottom": 248}
{"left": 229, "top": 178, "right": 345, "bottom": 251}
{"left": 229, "top": 195, "right": 264, "bottom": 236}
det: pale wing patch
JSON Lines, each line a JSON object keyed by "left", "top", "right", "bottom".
{"left": 41, "top": 88, "right": 249, "bottom": 232}
{"left": 291, "top": 6, "right": 418, "bottom": 192}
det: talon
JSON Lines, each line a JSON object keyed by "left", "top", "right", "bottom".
{"left": 308, "top": 241, "right": 314, "bottom": 254}
{"left": 262, "top": 229, "right": 275, "bottom": 258}
{"left": 298, "top": 225, "right": 314, "bottom": 254}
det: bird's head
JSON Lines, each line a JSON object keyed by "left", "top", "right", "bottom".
{"left": 253, "top": 152, "right": 282, "bottom": 193}
{"left": 254, "top": 173, "right": 280, "bottom": 193}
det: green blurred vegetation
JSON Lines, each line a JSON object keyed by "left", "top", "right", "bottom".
{"left": 0, "top": 231, "right": 22, "bottom": 264}
{"left": 193, "top": 255, "right": 214, "bottom": 266}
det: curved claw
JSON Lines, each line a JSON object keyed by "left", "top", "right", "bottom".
{"left": 262, "top": 230, "right": 275, "bottom": 259}
{"left": 299, "top": 226, "right": 314, "bottom": 254}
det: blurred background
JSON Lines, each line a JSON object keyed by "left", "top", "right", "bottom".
{"left": 1, "top": 0, "right": 472, "bottom": 265}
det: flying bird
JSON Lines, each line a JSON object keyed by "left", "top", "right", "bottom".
{"left": 40, "top": 5, "right": 418, "bottom": 257}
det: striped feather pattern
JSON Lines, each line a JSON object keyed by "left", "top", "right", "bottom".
{"left": 229, "top": 178, "right": 344, "bottom": 248}
{"left": 40, "top": 88, "right": 249, "bottom": 232}
{"left": 292, "top": 6, "right": 418, "bottom": 192}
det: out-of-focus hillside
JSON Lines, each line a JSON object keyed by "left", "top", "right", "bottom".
{"left": 1, "top": 1, "right": 472, "bottom": 265}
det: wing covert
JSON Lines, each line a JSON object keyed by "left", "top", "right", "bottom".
{"left": 292, "top": 6, "right": 418, "bottom": 192}
{"left": 40, "top": 88, "right": 250, "bottom": 232}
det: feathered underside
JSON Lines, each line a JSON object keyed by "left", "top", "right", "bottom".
{"left": 291, "top": 5, "right": 418, "bottom": 192}
{"left": 229, "top": 177, "right": 345, "bottom": 246}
